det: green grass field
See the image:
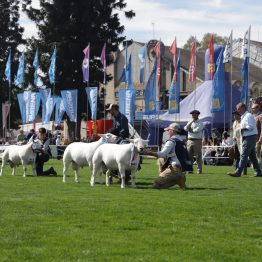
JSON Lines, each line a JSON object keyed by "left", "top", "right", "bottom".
{"left": 0, "top": 159, "right": 261, "bottom": 262}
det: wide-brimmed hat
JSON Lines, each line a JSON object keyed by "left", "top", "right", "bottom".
{"left": 190, "top": 110, "right": 200, "bottom": 115}
{"left": 164, "top": 123, "right": 181, "bottom": 132}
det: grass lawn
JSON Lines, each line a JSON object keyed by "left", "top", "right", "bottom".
{"left": 0, "top": 158, "right": 262, "bottom": 262}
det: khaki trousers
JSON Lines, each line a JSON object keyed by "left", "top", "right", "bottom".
{"left": 153, "top": 158, "right": 186, "bottom": 189}
{"left": 187, "top": 139, "right": 203, "bottom": 172}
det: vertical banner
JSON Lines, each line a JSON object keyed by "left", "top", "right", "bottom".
{"left": 168, "top": 53, "right": 180, "bottom": 113}
{"left": 189, "top": 41, "right": 197, "bottom": 82}
{"left": 55, "top": 97, "right": 65, "bottom": 124}
{"left": 144, "top": 59, "right": 157, "bottom": 115}
{"left": 23, "top": 90, "right": 32, "bottom": 123}
{"left": 61, "top": 89, "right": 78, "bottom": 122}
{"left": 44, "top": 96, "right": 56, "bottom": 124}
{"left": 211, "top": 49, "right": 225, "bottom": 112}
{"left": 100, "top": 43, "right": 106, "bottom": 84}
{"left": 39, "top": 88, "right": 51, "bottom": 123}
{"left": 2, "top": 102, "right": 11, "bottom": 129}
{"left": 153, "top": 41, "right": 161, "bottom": 86}
{"left": 119, "top": 89, "right": 126, "bottom": 115}
{"left": 241, "top": 26, "right": 251, "bottom": 59}
{"left": 17, "top": 93, "right": 26, "bottom": 123}
{"left": 126, "top": 55, "right": 133, "bottom": 89}
{"left": 125, "top": 89, "right": 136, "bottom": 124}
{"left": 82, "top": 44, "right": 90, "bottom": 83}
{"left": 27, "top": 92, "right": 41, "bottom": 122}
{"left": 85, "top": 87, "right": 98, "bottom": 120}
{"left": 14, "top": 52, "right": 24, "bottom": 87}
{"left": 138, "top": 43, "right": 146, "bottom": 84}
{"left": 208, "top": 34, "right": 215, "bottom": 80}
{"left": 223, "top": 31, "right": 233, "bottom": 64}
{"left": 240, "top": 57, "right": 249, "bottom": 106}
{"left": 49, "top": 47, "right": 57, "bottom": 84}
{"left": 169, "top": 38, "right": 177, "bottom": 81}
{"left": 5, "top": 49, "right": 11, "bottom": 84}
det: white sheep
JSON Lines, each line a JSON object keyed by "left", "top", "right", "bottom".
{"left": 90, "top": 138, "right": 148, "bottom": 188}
{"left": 0, "top": 141, "right": 42, "bottom": 177}
{"left": 62, "top": 133, "right": 118, "bottom": 183}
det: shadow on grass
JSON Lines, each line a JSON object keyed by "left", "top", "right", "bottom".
{"left": 185, "top": 187, "right": 228, "bottom": 190}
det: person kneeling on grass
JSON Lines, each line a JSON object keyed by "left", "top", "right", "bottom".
{"left": 143, "top": 123, "right": 192, "bottom": 189}
{"left": 29, "top": 127, "right": 57, "bottom": 176}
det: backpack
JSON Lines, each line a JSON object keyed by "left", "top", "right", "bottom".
{"left": 168, "top": 138, "right": 193, "bottom": 172}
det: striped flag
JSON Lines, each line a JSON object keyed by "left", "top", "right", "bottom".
{"left": 100, "top": 43, "right": 106, "bottom": 84}
{"left": 82, "top": 43, "right": 90, "bottom": 83}
{"left": 189, "top": 41, "right": 197, "bottom": 82}
{"left": 223, "top": 31, "right": 233, "bottom": 63}
{"left": 208, "top": 34, "right": 215, "bottom": 80}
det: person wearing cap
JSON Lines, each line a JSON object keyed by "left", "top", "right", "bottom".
{"left": 184, "top": 110, "right": 204, "bottom": 174}
{"left": 16, "top": 129, "right": 26, "bottom": 144}
{"left": 144, "top": 123, "right": 186, "bottom": 189}
{"left": 29, "top": 127, "right": 57, "bottom": 176}
{"left": 227, "top": 103, "right": 262, "bottom": 177}
{"left": 106, "top": 103, "right": 129, "bottom": 144}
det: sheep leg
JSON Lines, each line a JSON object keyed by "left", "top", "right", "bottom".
{"left": 21, "top": 161, "right": 27, "bottom": 177}
{"left": 106, "top": 169, "right": 111, "bottom": 186}
{"left": 118, "top": 165, "right": 126, "bottom": 189}
{"left": 62, "top": 160, "right": 70, "bottom": 183}
{"left": 0, "top": 161, "right": 5, "bottom": 176}
{"left": 32, "top": 161, "right": 37, "bottom": 176}
{"left": 74, "top": 168, "right": 80, "bottom": 183}
{"left": 130, "top": 170, "right": 136, "bottom": 188}
{"left": 90, "top": 164, "right": 99, "bottom": 187}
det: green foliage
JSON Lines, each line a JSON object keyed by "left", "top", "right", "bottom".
{"left": 199, "top": 33, "right": 227, "bottom": 51}
{"left": 0, "top": 0, "right": 25, "bottom": 129}
{"left": 183, "top": 35, "right": 200, "bottom": 50}
{"left": 0, "top": 159, "right": 262, "bottom": 261}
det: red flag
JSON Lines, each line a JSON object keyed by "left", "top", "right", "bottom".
{"left": 208, "top": 34, "right": 214, "bottom": 80}
{"left": 154, "top": 41, "right": 161, "bottom": 85}
{"left": 189, "top": 41, "right": 196, "bottom": 82}
{"left": 169, "top": 38, "right": 177, "bottom": 81}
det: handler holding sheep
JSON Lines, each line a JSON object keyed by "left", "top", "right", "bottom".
{"left": 144, "top": 123, "right": 189, "bottom": 189}
{"left": 29, "top": 127, "right": 57, "bottom": 176}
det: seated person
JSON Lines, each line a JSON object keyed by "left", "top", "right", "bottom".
{"left": 29, "top": 127, "right": 57, "bottom": 176}
{"left": 16, "top": 129, "right": 26, "bottom": 144}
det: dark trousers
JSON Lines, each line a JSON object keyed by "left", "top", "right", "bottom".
{"left": 36, "top": 153, "right": 51, "bottom": 176}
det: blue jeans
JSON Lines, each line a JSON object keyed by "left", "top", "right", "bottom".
{"left": 236, "top": 135, "right": 261, "bottom": 175}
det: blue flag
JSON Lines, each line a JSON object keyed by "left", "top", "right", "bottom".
{"left": 118, "top": 89, "right": 136, "bottom": 124}
{"left": 39, "top": 88, "right": 51, "bottom": 124}
{"left": 17, "top": 93, "right": 26, "bottom": 124}
{"left": 168, "top": 53, "right": 180, "bottom": 113}
{"left": 54, "top": 97, "right": 65, "bottom": 124}
{"left": 85, "top": 87, "right": 98, "bottom": 120}
{"left": 144, "top": 59, "right": 157, "bottom": 115}
{"left": 211, "top": 49, "right": 225, "bottom": 113}
{"left": 49, "top": 47, "right": 57, "bottom": 84}
{"left": 138, "top": 43, "right": 146, "bottom": 84}
{"left": 27, "top": 92, "right": 41, "bottom": 123}
{"left": 33, "top": 48, "right": 43, "bottom": 87}
{"left": 125, "top": 55, "right": 133, "bottom": 89}
{"left": 240, "top": 57, "right": 249, "bottom": 106}
{"left": 61, "top": 89, "right": 78, "bottom": 122}
{"left": 5, "top": 49, "right": 11, "bottom": 84}
{"left": 15, "top": 52, "right": 24, "bottom": 87}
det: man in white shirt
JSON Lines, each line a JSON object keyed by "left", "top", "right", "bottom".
{"left": 184, "top": 110, "right": 204, "bottom": 174}
{"left": 228, "top": 103, "right": 262, "bottom": 177}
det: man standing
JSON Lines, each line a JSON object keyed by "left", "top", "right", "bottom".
{"left": 106, "top": 104, "right": 129, "bottom": 144}
{"left": 184, "top": 110, "right": 204, "bottom": 174}
{"left": 227, "top": 103, "right": 262, "bottom": 177}
{"left": 144, "top": 123, "right": 189, "bottom": 189}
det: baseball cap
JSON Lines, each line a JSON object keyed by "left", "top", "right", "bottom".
{"left": 190, "top": 110, "right": 200, "bottom": 114}
{"left": 164, "top": 123, "right": 181, "bottom": 132}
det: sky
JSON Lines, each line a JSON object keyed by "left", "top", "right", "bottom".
{"left": 20, "top": 0, "right": 262, "bottom": 47}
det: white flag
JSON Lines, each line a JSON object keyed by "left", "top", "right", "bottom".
{"left": 241, "top": 26, "right": 251, "bottom": 58}
{"left": 223, "top": 31, "right": 233, "bottom": 63}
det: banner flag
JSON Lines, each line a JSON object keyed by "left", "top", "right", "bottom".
{"left": 240, "top": 57, "right": 249, "bottom": 106}
{"left": 126, "top": 55, "right": 133, "bottom": 89}
{"left": 39, "top": 88, "right": 51, "bottom": 124}
{"left": 144, "top": 58, "right": 157, "bottom": 114}
{"left": 33, "top": 48, "right": 43, "bottom": 87}
{"left": 27, "top": 92, "right": 41, "bottom": 123}
{"left": 2, "top": 102, "right": 11, "bottom": 129}
{"left": 168, "top": 52, "right": 180, "bottom": 113}
{"left": 100, "top": 43, "right": 106, "bottom": 84}
{"left": 241, "top": 26, "right": 251, "bottom": 59}
{"left": 211, "top": 49, "right": 225, "bottom": 112}
{"left": 138, "top": 43, "right": 146, "bottom": 84}
{"left": 44, "top": 96, "right": 55, "bottom": 124}
{"left": 14, "top": 52, "right": 24, "bottom": 87}
{"left": 54, "top": 97, "right": 65, "bottom": 124}
{"left": 118, "top": 89, "right": 136, "bottom": 123}
{"left": 153, "top": 41, "right": 161, "bottom": 85}
{"left": 61, "top": 89, "right": 78, "bottom": 122}
{"left": 189, "top": 41, "right": 197, "bottom": 82}
{"left": 5, "top": 49, "right": 11, "bottom": 84}
{"left": 48, "top": 47, "right": 57, "bottom": 84}
{"left": 85, "top": 87, "right": 98, "bottom": 120}
{"left": 169, "top": 38, "right": 177, "bottom": 81}
{"left": 82, "top": 43, "right": 90, "bottom": 83}
{"left": 208, "top": 34, "right": 215, "bottom": 80}
{"left": 223, "top": 31, "right": 233, "bottom": 63}
{"left": 17, "top": 93, "right": 26, "bottom": 124}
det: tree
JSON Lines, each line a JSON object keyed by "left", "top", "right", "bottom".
{"left": 199, "top": 33, "right": 227, "bottom": 51}
{"left": 22, "top": 0, "right": 135, "bottom": 139}
{"left": 183, "top": 36, "right": 200, "bottom": 50}
{"left": 0, "top": 0, "right": 25, "bottom": 132}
